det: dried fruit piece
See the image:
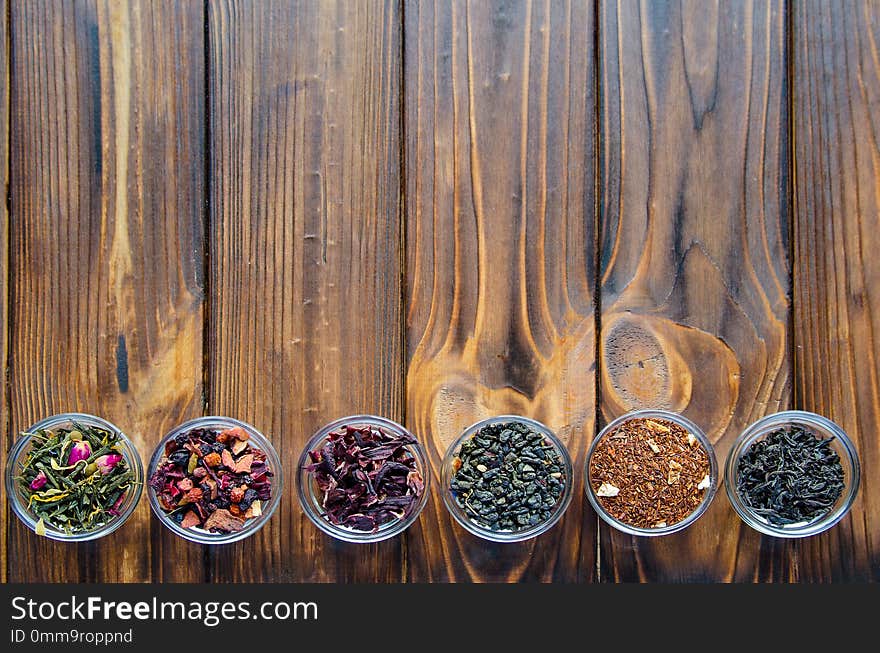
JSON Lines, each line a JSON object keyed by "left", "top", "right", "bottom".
{"left": 204, "top": 508, "right": 245, "bottom": 533}
{"left": 203, "top": 452, "right": 222, "bottom": 468}
{"left": 148, "top": 425, "right": 274, "bottom": 533}
{"left": 597, "top": 483, "right": 620, "bottom": 498}
{"left": 181, "top": 510, "right": 201, "bottom": 529}
{"left": 233, "top": 454, "right": 254, "bottom": 474}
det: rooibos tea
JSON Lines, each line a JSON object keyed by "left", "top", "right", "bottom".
{"left": 589, "top": 417, "right": 711, "bottom": 529}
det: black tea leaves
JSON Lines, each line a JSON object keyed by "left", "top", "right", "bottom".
{"left": 736, "top": 426, "right": 845, "bottom": 526}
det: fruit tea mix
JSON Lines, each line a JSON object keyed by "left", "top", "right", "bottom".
{"left": 735, "top": 426, "right": 844, "bottom": 526}
{"left": 149, "top": 426, "right": 274, "bottom": 533}
{"left": 13, "top": 422, "right": 136, "bottom": 536}
{"left": 304, "top": 423, "right": 426, "bottom": 532}
{"left": 589, "top": 417, "right": 711, "bottom": 529}
{"left": 449, "top": 421, "right": 567, "bottom": 532}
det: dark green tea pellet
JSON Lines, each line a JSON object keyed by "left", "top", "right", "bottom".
{"left": 450, "top": 421, "right": 566, "bottom": 532}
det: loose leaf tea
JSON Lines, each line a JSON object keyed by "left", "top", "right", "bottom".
{"left": 14, "top": 423, "right": 136, "bottom": 535}
{"left": 305, "top": 424, "right": 425, "bottom": 532}
{"left": 450, "top": 421, "right": 567, "bottom": 532}
{"left": 736, "top": 426, "right": 844, "bottom": 526}
{"left": 149, "top": 426, "right": 273, "bottom": 533}
{"left": 589, "top": 418, "right": 711, "bottom": 529}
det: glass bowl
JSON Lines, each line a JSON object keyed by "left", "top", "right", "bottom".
{"left": 147, "top": 416, "right": 283, "bottom": 544}
{"left": 725, "top": 410, "right": 860, "bottom": 538}
{"left": 585, "top": 409, "right": 718, "bottom": 536}
{"left": 5, "top": 412, "right": 144, "bottom": 542}
{"left": 441, "top": 415, "right": 574, "bottom": 543}
{"left": 297, "top": 415, "right": 430, "bottom": 543}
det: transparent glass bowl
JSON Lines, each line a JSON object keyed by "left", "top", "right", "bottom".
{"left": 441, "top": 415, "right": 574, "bottom": 543}
{"left": 147, "top": 416, "right": 283, "bottom": 544}
{"left": 297, "top": 415, "right": 430, "bottom": 543}
{"left": 5, "top": 412, "right": 144, "bottom": 542}
{"left": 586, "top": 409, "right": 718, "bottom": 536}
{"left": 725, "top": 410, "right": 860, "bottom": 538}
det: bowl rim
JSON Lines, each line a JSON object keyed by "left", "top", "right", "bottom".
{"left": 5, "top": 412, "right": 145, "bottom": 542}
{"left": 146, "top": 415, "right": 284, "bottom": 545}
{"left": 296, "top": 414, "right": 431, "bottom": 543}
{"left": 585, "top": 409, "right": 719, "bottom": 537}
{"left": 724, "top": 410, "right": 860, "bottom": 538}
{"left": 440, "top": 414, "right": 574, "bottom": 543}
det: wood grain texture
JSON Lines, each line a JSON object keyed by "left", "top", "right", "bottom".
{"left": 793, "top": 0, "right": 880, "bottom": 581}
{"left": 599, "top": 0, "right": 790, "bottom": 581}
{"left": 208, "top": 0, "right": 404, "bottom": 582}
{"left": 8, "top": 0, "right": 205, "bottom": 582}
{"left": 0, "top": 0, "right": 8, "bottom": 584}
{"left": 404, "top": 0, "right": 597, "bottom": 582}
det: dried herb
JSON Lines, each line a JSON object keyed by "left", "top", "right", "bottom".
{"left": 149, "top": 426, "right": 273, "bottom": 533}
{"left": 14, "top": 423, "right": 136, "bottom": 536}
{"left": 736, "top": 426, "right": 844, "bottom": 526}
{"left": 589, "top": 418, "right": 711, "bottom": 529}
{"left": 450, "top": 421, "right": 566, "bottom": 532}
{"left": 304, "top": 423, "right": 425, "bottom": 532}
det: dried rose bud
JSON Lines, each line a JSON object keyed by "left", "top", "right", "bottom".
{"left": 95, "top": 453, "right": 122, "bottom": 475}
{"left": 29, "top": 470, "right": 48, "bottom": 491}
{"left": 67, "top": 440, "right": 92, "bottom": 465}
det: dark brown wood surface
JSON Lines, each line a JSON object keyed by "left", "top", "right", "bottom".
{"left": 0, "top": 0, "right": 8, "bottom": 585}
{"left": 6, "top": 0, "right": 206, "bottom": 582}
{"left": 2, "top": 0, "right": 879, "bottom": 583}
{"left": 793, "top": 0, "right": 880, "bottom": 582}
{"left": 206, "top": 0, "right": 403, "bottom": 582}
{"left": 599, "top": 0, "right": 791, "bottom": 581}
{"left": 404, "top": 0, "right": 597, "bottom": 582}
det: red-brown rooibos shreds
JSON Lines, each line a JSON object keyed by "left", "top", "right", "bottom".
{"left": 149, "top": 427, "right": 274, "bottom": 533}
{"left": 305, "top": 424, "right": 425, "bottom": 532}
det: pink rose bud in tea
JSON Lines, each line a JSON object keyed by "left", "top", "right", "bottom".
{"left": 29, "top": 470, "right": 48, "bottom": 491}
{"left": 67, "top": 441, "right": 92, "bottom": 465}
{"left": 95, "top": 453, "right": 122, "bottom": 475}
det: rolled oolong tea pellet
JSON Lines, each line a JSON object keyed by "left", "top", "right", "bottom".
{"left": 736, "top": 426, "right": 844, "bottom": 526}
{"left": 589, "top": 417, "right": 711, "bottom": 529}
{"left": 450, "top": 421, "right": 566, "bottom": 532}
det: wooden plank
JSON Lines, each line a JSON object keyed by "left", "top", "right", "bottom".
{"left": 599, "top": 0, "right": 790, "bottom": 581}
{"left": 404, "top": 0, "right": 597, "bottom": 581}
{"left": 0, "top": 0, "right": 8, "bottom": 584}
{"left": 207, "top": 0, "right": 404, "bottom": 582}
{"left": 792, "top": 0, "right": 880, "bottom": 581}
{"left": 8, "top": 0, "right": 206, "bottom": 582}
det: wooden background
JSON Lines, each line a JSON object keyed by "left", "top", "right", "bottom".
{"left": 1, "top": 0, "right": 878, "bottom": 582}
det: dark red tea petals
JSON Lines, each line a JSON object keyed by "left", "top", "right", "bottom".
{"left": 305, "top": 424, "right": 424, "bottom": 532}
